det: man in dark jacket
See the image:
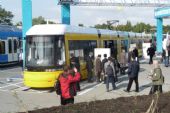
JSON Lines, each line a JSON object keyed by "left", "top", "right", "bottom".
{"left": 86, "top": 52, "right": 94, "bottom": 82}
{"left": 125, "top": 53, "right": 140, "bottom": 92}
{"left": 147, "top": 45, "right": 155, "bottom": 64}
{"left": 133, "top": 47, "right": 138, "bottom": 59}
{"left": 70, "top": 53, "right": 80, "bottom": 71}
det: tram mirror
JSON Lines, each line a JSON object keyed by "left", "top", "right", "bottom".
{"left": 58, "top": 39, "right": 62, "bottom": 48}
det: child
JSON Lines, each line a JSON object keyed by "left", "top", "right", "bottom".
{"left": 148, "top": 60, "right": 164, "bottom": 95}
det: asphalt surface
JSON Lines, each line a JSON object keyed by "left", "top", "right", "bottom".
{"left": 1, "top": 61, "right": 170, "bottom": 113}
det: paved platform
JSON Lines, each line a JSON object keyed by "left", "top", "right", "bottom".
{"left": 0, "top": 63, "right": 170, "bottom": 113}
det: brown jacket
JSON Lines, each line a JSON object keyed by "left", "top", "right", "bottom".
{"left": 120, "top": 52, "right": 126, "bottom": 64}
{"left": 95, "top": 57, "right": 102, "bottom": 74}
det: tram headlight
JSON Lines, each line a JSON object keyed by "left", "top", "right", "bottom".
{"left": 45, "top": 69, "right": 56, "bottom": 72}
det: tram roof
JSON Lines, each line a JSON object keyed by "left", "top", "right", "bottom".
{"left": 0, "top": 24, "right": 22, "bottom": 38}
{"left": 0, "top": 24, "right": 21, "bottom": 32}
{"left": 26, "top": 24, "right": 119, "bottom": 36}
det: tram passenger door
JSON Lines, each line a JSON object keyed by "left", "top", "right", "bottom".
{"left": 68, "top": 40, "right": 97, "bottom": 80}
{"left": 7, "top": 37, "right": 19, "bottom": 62}
{"left": 104, "top": 40, "right": 117, "bottom": 59}
{"left": 7, "top": 37, "right": 13, "bottom": 62}
{"left": 120, "top": 39, "right": 129, "bottom": 62}
{"left": 13, "top": 37, "right": 19, "bottom": 62}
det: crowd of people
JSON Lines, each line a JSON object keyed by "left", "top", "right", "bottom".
{"left": 55, "top": 46, "right": 165, "bottom": 106}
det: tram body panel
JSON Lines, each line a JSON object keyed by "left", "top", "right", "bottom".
{"left": 0, "top": 25, "right": 22, "bottom": 65}
{"left": 24, "top": 71, "right": 63, "bottom": 87}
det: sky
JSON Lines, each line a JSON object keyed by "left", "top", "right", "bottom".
{"left": 1, "top": 0, "right": 170, "bottom": 27}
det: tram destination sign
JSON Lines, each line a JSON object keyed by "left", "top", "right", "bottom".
{"left": 155, "top": 7, "right": 170, "bottom": 18}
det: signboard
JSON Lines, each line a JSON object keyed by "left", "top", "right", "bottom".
{"left": 155, "top": 7, "right": 170, "bottom": 18}
{"left": 94, "top": 48, "right": 111, "bottom": 61}
{"left": 142, "top": 43, "right": 150, "bottom": 59}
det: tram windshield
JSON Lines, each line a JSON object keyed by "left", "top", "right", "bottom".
{"left": 26, "top": 36, "right": 65, "bottom": 69}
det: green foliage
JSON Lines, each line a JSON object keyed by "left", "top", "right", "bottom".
{"left": 32, "top": 16, "right": 46, "bottom": 25}
{"left": 0, "top": 7, "right": 14, "bottom": 25}
{"left": 78, "top": 24, "right": 84, "bottom": 27}
{"left": 16, "top": 16, "right": 56, "bottom": 26}
{"left": 94, "top": 21, "right": 157, "bottom": 33}
{"left": 94, "top": 23, "right": 110, "bottom": 29}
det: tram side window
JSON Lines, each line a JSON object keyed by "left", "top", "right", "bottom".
{"left": 14, "top": 39, "right": 18, "bottom": 53}
{"left": 130, "top": 39, "right": 136, "bottom": 49}
{"left": 69, "top": 40, "right": 97, "bottom": 61}
{"left": 55, "top": 38, "right": 65, "bottom": 66}
{"left": 121, "top": 40, "right": 128, "bottom": 52}
{"left": 138, "top": 40, "right": 143, "bottom": 49}
{"left": 0, "top": 41, "right": 5, "bottom": 54}
{"left": 8, "top": 39, "right": 12, "bottom": 53}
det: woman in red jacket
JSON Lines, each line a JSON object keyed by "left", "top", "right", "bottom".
{"left": 59, "top": 66, "right": 80, "bottom": 105}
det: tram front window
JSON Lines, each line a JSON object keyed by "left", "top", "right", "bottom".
{"left": 26, "top": 36, "right": 65, "bottom": 70}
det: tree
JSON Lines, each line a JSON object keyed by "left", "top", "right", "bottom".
{"left": 78, "top": 24, "right": 84, "bottom": 27}
{"left": 16, "top": 21, "right": 22, "bottom": 26}
{"left": 0, "top": 7, "right": 14, "bottom": 25}
{"left": 32, "top": 16, "right": 46, "bottom": 25}
{"left": 32, "top": 16, "right": 56, "bottom": 25}
{"left": 125, "top": 21, "right": 132, "bottom": 31}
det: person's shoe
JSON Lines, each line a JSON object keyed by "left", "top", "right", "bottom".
{"left": 124, "top": 89, "right": 129, "bottom": 93}
{"left": 135, "top": 90, "right": 139, "bottom": 92}
{"left": 113, "top": 87, "right": 117, "bottom": 90}
{"left": 106, "top": 89, "right": 109, "bottom": 92}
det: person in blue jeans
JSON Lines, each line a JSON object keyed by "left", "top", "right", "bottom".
{"left": 104, "top": 57, "right": 116, "bottom": 92}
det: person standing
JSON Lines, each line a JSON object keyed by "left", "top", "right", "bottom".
{"left": 133, "top": 47, "right": 139, "bottom": 59}
{"left": 111, "top": 55, "right": 119, "bottom": 82}
{"left": 104, "top": 57, "right": 116, "bottom": 92}
{"left": 124, "top": 53, "right": 140, "bottom": 92}
{"left": 148, "top": 60, "right": 164, "bottom": 95}
{"left": 70, "top": 53, "right": 81, "bottom": 91}
{"left": 128, "top": 48, "right": 133, "bottom": 63}
{"left": 59, "top": 66, "right": 80, "bottom": 105}
{"left": 86, "top": 52, "right": 94, "bottom": 82}
{"left": 120, "top": 49, "right": 126, "bottom": 75}
{"left": 147, "top": 45, "right": 155, "bottom": 64}
{"left": 102, "top": 54, "right": 108, "bottom": 83}
{"left": 163, "top": 37, "right": 170, "bottom": 67}
{"left": 70, "top": 53, "right": 80, "bottom": 71}
{"left": 95, "top": 54, "right": 102, "bottom": 83}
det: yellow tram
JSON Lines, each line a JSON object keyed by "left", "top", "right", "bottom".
{"left": 24, "top": 24, "right": 151, "bottom": 88}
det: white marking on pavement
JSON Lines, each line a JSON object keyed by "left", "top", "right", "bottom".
{"left": 0, "top": 81, "right": 23, "bottom": 89}
{"left": 78, "top": 82, "right": 103, "bottom": 96}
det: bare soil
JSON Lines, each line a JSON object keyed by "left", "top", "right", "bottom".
{"left": 21, "top": 92, "right": 170, "bottom": 113}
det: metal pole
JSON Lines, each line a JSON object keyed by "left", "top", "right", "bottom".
{"left": 61, "top": 4, "right": 70, "bottom": 25}
{"left": 22, "top": 0, "right": 32, "bottom": 69}
{"left": 156, "top": 18, "right": 163, "bottom": 53}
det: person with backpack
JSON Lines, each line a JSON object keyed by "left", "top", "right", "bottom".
{"left": 111, "top": 56, "right": 120, "bottom": 82}
{"left": 148, "top": 60, "right": 164, "bottom": 95}
{"left": 104, "top": 57, "right": 116, "bottom": 92}
{"left": 124, "top": 53, "right": 140, "bottom": 92}
{"left": 58, "top": 66, "right": 80, "bottom": 105}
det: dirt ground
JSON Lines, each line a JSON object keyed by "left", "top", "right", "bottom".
{"left": 21, "top": 92, "right": 170, "bottom": 113}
